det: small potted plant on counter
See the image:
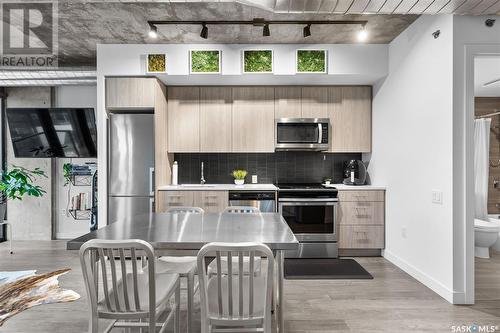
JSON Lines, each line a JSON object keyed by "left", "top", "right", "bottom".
{"left": 232, "top": 169, "right": 248, "bottom": 185}
{"left": 323, "top": 177, "right": 332, "bottom": 185}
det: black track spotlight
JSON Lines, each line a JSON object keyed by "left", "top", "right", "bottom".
{"left": 485, "top": 19, "right": 496, "bottom": 27}
{"left": 303, "top": 24, "right": 311, "bottom": 38}
{"left": 148, "top": 24, "right": 158, "bottom": 39}
{"left": 263, "top": 23, "right": 270, "bottom": 37}
{"left": 200, "top": 23, "right": 208, "bottom": 39}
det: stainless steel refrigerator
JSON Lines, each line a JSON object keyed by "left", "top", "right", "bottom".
{"left": 108, "top": 113, "right": 154, "bottom": 224}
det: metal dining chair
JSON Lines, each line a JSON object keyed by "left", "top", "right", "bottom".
{"left": 223, "top": 206, "right": 261, "bottom": 214}
{"left": 197, "top": 242, "right": 274, "bottom": 333}
{"left": 166, "top": 207, "right": 205, "bottom": 214}
{"left": 79, "top": 239, "right": 180, "bottom": 333}
{"left": 155, "top": 206, "right": 204, "bottom": 333}
{"left": 209, "top": 206, "right": 262, "bottom": 276}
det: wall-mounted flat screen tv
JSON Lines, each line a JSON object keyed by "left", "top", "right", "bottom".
{"left": 6, "top": 108, "right": 97, "bottom": 158}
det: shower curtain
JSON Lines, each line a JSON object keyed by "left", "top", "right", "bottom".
{"left": 474, "top": 118, "right": 492, "bottom": 219}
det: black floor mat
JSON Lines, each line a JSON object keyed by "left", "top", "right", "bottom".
{"left": 284, "top": 258, "right": 373, "bottom": 279}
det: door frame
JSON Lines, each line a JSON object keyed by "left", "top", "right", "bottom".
{"left": 463, "top": 44, "right": 500, "bottom": 304}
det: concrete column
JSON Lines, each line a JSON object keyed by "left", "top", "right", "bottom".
{"left": 5, "top": 87, "right": 53, "bottom": 240}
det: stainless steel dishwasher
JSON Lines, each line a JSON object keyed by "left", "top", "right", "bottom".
{"left": 228, "top": 191, "right": 276, "bottom": 212}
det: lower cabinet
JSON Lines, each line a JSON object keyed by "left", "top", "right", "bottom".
{"left": 157, "top": 190, "right": 228, "bottom": 213}
{"left": 193, "top": 191, "right": 228, "bottom": 213}
{"left": 337, "top": 190, "right": 385, "bottom": 250}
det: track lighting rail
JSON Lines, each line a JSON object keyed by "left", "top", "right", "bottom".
{"left": 148, "top": 19, "right": 368, "bottom": 26}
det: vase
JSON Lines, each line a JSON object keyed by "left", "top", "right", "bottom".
{"left": 234, "top": 179, "right": 244, "bottom": 185}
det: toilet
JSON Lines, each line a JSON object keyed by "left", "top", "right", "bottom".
{"left": 474, "top": 218, "right": 500, "bottom": 258}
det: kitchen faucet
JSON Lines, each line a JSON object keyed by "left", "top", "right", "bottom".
{"left": 200, "top": 161, "right": 206, "bottom": 185}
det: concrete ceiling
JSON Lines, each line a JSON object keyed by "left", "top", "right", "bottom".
{"left": 475, "top": 56, "right": 500, "bottom": 97}
{"left": 56, "top": 1, "right": 419, "bottom": 67}
{"left": 80, "top": 0, "right": 500, "bottom": 15}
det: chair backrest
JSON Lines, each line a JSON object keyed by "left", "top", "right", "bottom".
{"left": 79, "top": 239, "right": 156, "bottom": 324}
{"left": 167, "top": 206, "right": 204, "bottom": 214}
{"left": 223, "top": 206, "right": 260, "bottom": 214}
{"left": 197, "top": 242, "right": 274, "bottom": 325}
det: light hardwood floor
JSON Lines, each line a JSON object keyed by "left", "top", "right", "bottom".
{"left": 1, "top": 241, "right": 499, "bottom": 333}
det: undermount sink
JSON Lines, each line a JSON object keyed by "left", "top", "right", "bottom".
{"left": 181, "top": 184, "right": 217, "bottom": 187}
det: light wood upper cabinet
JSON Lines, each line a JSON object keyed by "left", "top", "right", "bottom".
{"left": 330, "top": 87, "right": 372, "bottom": 152}
{"left": 200, "top": 87, "right": 232, "bottom": 152}
{"left": 168, "top": 87, "right": 200, "bottom": 152}
{"left": 275, "top": 87, "right": 301, "bottom": 118}
{"left": 106, "top": 77, "right": 156, "bottom": 109}
{"left": 232, "top": 87, "right": 275, "bottom": 152}
{"left": 301, "top": 87, "right": 329, "bottom": 118}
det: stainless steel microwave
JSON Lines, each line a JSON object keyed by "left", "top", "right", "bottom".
{"left": 275, "top": 118, "right": 330, "bottom": 151}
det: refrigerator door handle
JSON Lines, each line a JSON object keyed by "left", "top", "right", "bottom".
{"left": 150, "top": 197, "right": 155, "bottom": 214}
{"left": 149, "top": 167, "right": 155, "bottom": 196}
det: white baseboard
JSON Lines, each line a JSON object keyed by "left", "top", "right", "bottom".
{"left": 383, "top": 249, "right": 465, "bottom": 304}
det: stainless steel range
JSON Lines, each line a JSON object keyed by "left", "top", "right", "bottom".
{"left": 277, "top": 183, "right": 338, "bottom": 258}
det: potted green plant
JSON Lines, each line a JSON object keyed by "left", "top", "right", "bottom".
{"left": 323, "top": 177, "right": 332, "bottom": 185}
{"left": 232, "top": 169, "right": 248, "bottom": 185}
{"left": 0, "top": 165, "right": 47, "bottom": 222}
{"left": 63, "top": 163, "right": 72, "bottom": 186}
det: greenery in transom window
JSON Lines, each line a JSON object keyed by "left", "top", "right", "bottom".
{"left": 297, "top": 50, "right": 326, "bottom": 73}
{"left": 147, "top": 54, "right": 166, "bottom": 72}
{"left": 244, "top": 50, "right": 273, "bottom": 73}
{"left": 191, "top": 50, "right": 220, "bottom": 73}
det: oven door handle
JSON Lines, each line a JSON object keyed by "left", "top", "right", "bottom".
{"left": 279, "top": 201, "right": 337, "bottom": 206}
{"left": 279, "top": 198, "right": 338, "bottom": 203}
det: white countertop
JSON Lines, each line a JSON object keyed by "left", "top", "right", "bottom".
{"left": 325, "top": 184, "right": 386, "bottom": 190}
{"left": 158, "top": 183, "right": 384, "bottom": 191}
{"left": 157, "top": 184, "right": 279, "bottom": 191}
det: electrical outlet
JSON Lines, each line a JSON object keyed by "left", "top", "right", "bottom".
{"left": 401, "top": 227, "right": 407, "bottom": 239}
{"left": 432, "top": 190, "right": 443, "bottom": 204}
{"left": 61, "top": 209, "right": 66, "bottom": 216}
{"left": 252, "top": 175, "right": 258, "bottom": 184}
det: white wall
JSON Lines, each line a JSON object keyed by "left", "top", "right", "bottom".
{"left": 369, "top": 15, "right": 455, "bottom": 302}
{"left": 98, "top": 43, "right": 388, "bottom": 85}
{"left": 53, "top": 85, "right": 97, "bottom": 239}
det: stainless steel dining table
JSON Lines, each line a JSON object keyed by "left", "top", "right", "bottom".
{"left": 68, "top": 212, "right": 299, "bottom": 333}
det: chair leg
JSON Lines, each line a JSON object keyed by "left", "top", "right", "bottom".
{"left": 187, "top": 271, "right": 195, "bottom": 333}
{"left": 175, "top": 281, "right": 181, "bottom": 333}
{"left": 264, "top": 316, "right": 272, "bottom": 333}
{"left": 88, "top": 315, "right": 98, "bottom": 333}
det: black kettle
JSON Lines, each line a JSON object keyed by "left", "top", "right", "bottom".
{"left": 343, "top": 160, "right": 367, "bottom": 185}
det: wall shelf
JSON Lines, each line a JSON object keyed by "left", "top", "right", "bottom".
{"left": 69, "top": 209, "right": 91, "bottom": 220}
{"left": 69, "top": 174, "right": 93, "bottom": 186}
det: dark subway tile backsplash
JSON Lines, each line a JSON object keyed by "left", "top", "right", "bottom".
{"left": 174, "top": 152, "right": 361, "bottom": 184}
